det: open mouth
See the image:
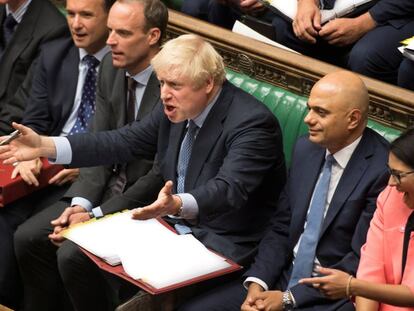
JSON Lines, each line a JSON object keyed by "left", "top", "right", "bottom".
{"left": 164, "top": 105, "right": 175, "bottom": 112}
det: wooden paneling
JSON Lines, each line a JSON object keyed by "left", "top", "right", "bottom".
{"left": 166, "top": 10, "right": 414, "bottom": 130}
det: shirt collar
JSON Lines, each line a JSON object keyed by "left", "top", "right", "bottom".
{"left": 126, "top": 65, "right": 153, "bottom": 87}
{"left": 327, "top": 135, "right": 363, "bottom": 169}
{"left": 6, "top": 0, "right": 31, "bottom": 23}
{"left": 192, "top": 87, "right": 222, "bottom": 129}
{"left": 78, "top": 46, "right": 111, "bottom": 63}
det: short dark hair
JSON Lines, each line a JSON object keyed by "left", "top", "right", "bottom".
{"left": 104, "top": 0, "right": 116, "bottom": 12}
{"left": 390, "top": 128, "right": 414, "bottom": 169}
{"left": 118, "top": 0, "right": 168, "bottom": 43}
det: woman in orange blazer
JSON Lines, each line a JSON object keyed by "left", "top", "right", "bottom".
{"left": 300, "top": 128, "right": 414, "bottom": 310}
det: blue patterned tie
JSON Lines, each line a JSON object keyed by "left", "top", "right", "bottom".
{"left": 288, "top": 154, "right": 335, "bottom": 288}
{"left": 177, "top": 120, "right": 198, "bottom": 193}
{"left": 69, "top": 55, "right": 100, "bottom": 135}
{"left": 2, "top": 14, "right": 17, "bottom": 48}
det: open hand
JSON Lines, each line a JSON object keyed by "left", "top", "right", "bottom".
{"left": 131, "top": 180, "right": 182, "bottom": 220}
{"left": 299, "top": 267, "right": 351, "bottom": 299}
{"left": 0, "top": 122, "right": 57, "bottom": 164}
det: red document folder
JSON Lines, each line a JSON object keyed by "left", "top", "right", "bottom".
{"left": 80, "top": 218, "right": 242, "bottom": 295}
{"left": 0, "top": 158, "right": 64, "bottom": 207}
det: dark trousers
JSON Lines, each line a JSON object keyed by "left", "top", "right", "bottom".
{"left": 178, "top": 277, "right": 355, "bottom": 311}
{"left": 14, "top": 196, "right": 127, "bottom": 311}
{"left": 0, "top": 185, "right": 68, "bottom": 310}
{"left": 272, "top": 16, "right": 414, "bottom": 85}
{"left": 398, "top": 58, "right": 414, "bottom": 91}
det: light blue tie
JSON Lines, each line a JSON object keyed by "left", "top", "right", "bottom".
{"left": 177, "top": 120, "right": 198, "bottom": 193}
{"left": 288, "top": 154, "right": 335, "bottom": 288}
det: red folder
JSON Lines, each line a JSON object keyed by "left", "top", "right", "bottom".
{"left": 81, "top": 218, "right": 242, "bottom": 295}
{"left": 0, "top": 158, "right": 64, "bottom": 207}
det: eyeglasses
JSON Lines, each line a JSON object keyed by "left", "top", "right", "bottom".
{"left": 387, "top": 165, "right": 414, "bottom": 184}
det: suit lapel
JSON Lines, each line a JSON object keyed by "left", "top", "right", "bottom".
{"left": 290, "top": 147, "right": 325, "bottom": 245}
{"left": 166, "top": 122, "right": 186, "bottom": 190}
{"left": 320, "top": 131, "right": 373, "bottom": 237}
{"left": 58, "top": 45, "right": 80, "bottom": 122}
{"left": 184, "top": 83, "right": 232, "bottom": 191}
{"left": 110, "top": 69, "right": 127, "bottom": 127}
{"left": 136, "top": 72, "right": 159, "bottom": 121}
{"left": 0, "top": 1, "right": 38, "bottom": 98}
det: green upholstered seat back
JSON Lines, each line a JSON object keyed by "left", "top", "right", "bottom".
{"left": 226, "top": 69, "right": 400, "bottom": 167}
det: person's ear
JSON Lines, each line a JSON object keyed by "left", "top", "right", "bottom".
{"left": 147, "top": 27, "right": 161, "bottom": 46}
{"left": 347, "top": 109, "right": 361, "bottom": 130}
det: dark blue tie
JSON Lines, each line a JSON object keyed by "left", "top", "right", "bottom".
{"left": 3, "top": 14, "right": 17, "bottom": 46}
{"left": 69, "top": 55, "right": 100, "bottom": 135}
{"left": 288, "top": 154, "right": 335, "bottom": 288}
{"left": 177, "top": 120, "right": 198, "bottom": 193}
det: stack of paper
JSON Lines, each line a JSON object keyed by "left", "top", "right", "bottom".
{"left": 399, "top": 36, "right": 414, "bottom": 61}
{"left": 62, "top": 212, "right": 238, "bottom": 291}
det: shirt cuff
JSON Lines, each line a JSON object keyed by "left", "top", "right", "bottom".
{"left": 176, "top": 193, "right": 198, "bottom": 219}
{"left": 243, "top": 277, "right": 269, "bottom": 291}
{"left": 92, "top": 206, "right": 104, "bottom": 218}
{"left": 49, "top": 137, "right": 72, "bottom": 164}
{"left": 71, "top": 197, "right": 93, "bottom": 212}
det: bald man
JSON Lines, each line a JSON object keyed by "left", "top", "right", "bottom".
{"left": 178, "top": 71, "right": 390, "bottom": 311}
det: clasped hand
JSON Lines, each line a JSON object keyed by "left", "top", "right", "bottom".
{"left": 241, "top": 283, "right": 284, "bottom": 311}
{"left": 48, "top": 205, "right": 90, "bottom": 246}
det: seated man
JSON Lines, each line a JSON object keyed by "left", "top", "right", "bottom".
{"left": 272, "top": 0, "right": 414, "bottom": 85}
{"left": 2, "top": 34, "right": 289, "bottom": 311}
{"left": 0, "top": 0, "right": 110, "bottom": 308}
{"left": 189, "top": 0, "right": 414, "bottom": 88}
{"left": 176, "top": 70, "right": 390, "bottom": 311}
{"left": 12, "top": 0, "right": 168, "bottom": 309}
{"left": 0, "top": 0, "right": 68, "bottom": 134}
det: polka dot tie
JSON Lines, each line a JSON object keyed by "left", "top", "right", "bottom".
{"left": 177, "top": 120, "right": 198, "bottom": 193}
{"left": 69, "top": 55, "right": 100, "bottom": 135}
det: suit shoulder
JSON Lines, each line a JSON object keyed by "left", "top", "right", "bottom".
{"left": 28, "top": 0, "right": 68, "bottom": 35}
{"left": 364, "top": 127, "right": 390, "bottom": 154}
{"left": 226, "top": 82, "right": 279, "bottom": 122}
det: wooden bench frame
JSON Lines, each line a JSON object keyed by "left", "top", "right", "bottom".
{"left": 166, "top": 10, "right": 414, "bottom": 131}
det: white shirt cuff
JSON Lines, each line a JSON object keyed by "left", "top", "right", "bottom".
{"left": 71, "top": 197, "right": 93, "bottom": 212}
{"left": 243, "top": 277, "right": 269, "bottom": 291}
{"left": 176, "top": 193, "right": 198, "bottom": 219}
{"left": 92, "top": 206, "right": 104, "bottom": 218}
{"left": 49, "top": 137, "right": 72, "bottom": 164}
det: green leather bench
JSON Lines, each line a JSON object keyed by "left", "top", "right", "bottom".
{"left": 226, "top": 69, "right": 401, "bottom": 167}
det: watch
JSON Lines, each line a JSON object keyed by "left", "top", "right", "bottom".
{"left": 282, "top": 290, "right": 294, "bottom": 311}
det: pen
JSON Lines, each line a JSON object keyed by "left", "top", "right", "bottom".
{"left": 0, "top": 130, "right": 21, "bottom": 146}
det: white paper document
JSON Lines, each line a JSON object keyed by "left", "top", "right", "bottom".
{"left": 62, "top": 212, "right": 232, "bottom": 289}
{"left": 263, "top": 0, "right": 374, "bottom": 24}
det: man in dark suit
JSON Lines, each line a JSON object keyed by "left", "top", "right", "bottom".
{"left": 13, "top": 0, "right": 167, "bottom": 310}
{"left": 175, "top": 70, "right": 390, "bottom": 311}
{"left": 0, "top": 0, "right": 113, "bottom": 308}
{"left": 0, "top": 0, "right": 68, "bottom": 135}
{"left": 2, "top": 33, "right": 288, "bottom": 311}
